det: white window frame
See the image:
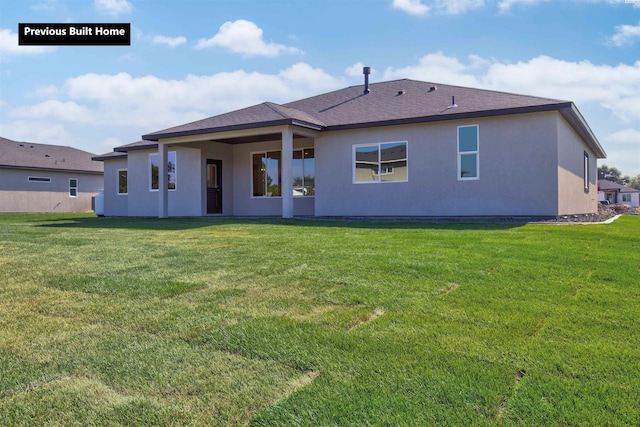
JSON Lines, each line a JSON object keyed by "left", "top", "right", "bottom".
{"left": 28, "top": 176, "right": 51, "bottom": 183}
{"left": 622, "top": 194, "right": 631, "bottom": 203}
{"left": 149, "top": 151, "right": 177, "bottom": 192}
{"left": 250, "top": 148, "right": 315, "bottom": 198}
{"left": 457, "top": 125, "right": 479, "bottom": 181}
{"left": 352, "top": 141, "right": 408, "bottom": 184}
{"left": 583, "top": 151, "right": 589, "bottom": 193}
{"left": 69, "top": 178, "right": 78, "bottom": 198}
{"left": 117, "top": 169, "right": 128, "bottom": 195}
{"left": 292, "top": 147, "right": 315, "bottom": 198}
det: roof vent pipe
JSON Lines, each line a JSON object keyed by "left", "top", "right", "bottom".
{"left": 363, "top": 66, "right": 371, "bottom": 94}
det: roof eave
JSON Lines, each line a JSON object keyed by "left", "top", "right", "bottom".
{"left": 325, "top": 103, "right": 574, "bottom": 132}
{"left": 142, "top": 119, "right": 325, "bottom": 142}
{"left": 0, "top": 164, "right": 103, "bottom": 174}
{"left": 559, "top": 104, "right": 607, "bottom": 158}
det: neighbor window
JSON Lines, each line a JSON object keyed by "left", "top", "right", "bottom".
{"left": 118, "top": 169, "right": 128, "bottom": 195}
{"left": 458, "top": 125, "right": 479, "bottom": 180}
{"left": 150, "top": 152, "right": 177, "bottom": 191}
{"left": 28, "top": 176, "right": 51, "bottom": 183}
{"left": 251, "top": 149, "right": 315, "bottom": 197}
{"left": 622, "top": 194, "right": 631, "bottom": 203}
{"left": 583, "top": 151, "right": 589, "bottom": 193}
{"left": 354, "top": 141, "right": 407, "bottom": 183}
{"left": 69, "top": 179, "right": 78, "bottom": 197}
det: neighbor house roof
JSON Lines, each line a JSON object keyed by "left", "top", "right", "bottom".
{"left": 598, "top": 179, "right": 640, "bottom": 193}
{"left": 0, "top": 137, "right": 103, "bottom": 174}
{"left": 140, "top": 78, "right": 606, "bottom": 158}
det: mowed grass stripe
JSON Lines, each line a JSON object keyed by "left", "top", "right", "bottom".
{"left": 1, "top": 213, "right": 639, "bottom": 426}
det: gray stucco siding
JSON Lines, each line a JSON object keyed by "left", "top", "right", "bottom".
{"left": 102, "top": 158, "right": 128, "bottom": 216}
{"left": 125, "top": 146, "right": 202, "bottom": 217}
{"left": 315, "top": 112, "right": 561, "bottom": 217}
{"left": 556, "top": 115, "right": 598, "bottom": 215}
{"left": 0, "top": 168, "right": 102, "bottom": 213}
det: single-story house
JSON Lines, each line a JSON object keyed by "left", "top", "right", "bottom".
{"left": 0, "top": 136, "right": 104, "bottom": 213}
{"left": 94, "top": 70, "right": 606, "bottom": 218}
{"left": 598, "top": 179, "right": 640, "bottom": 208}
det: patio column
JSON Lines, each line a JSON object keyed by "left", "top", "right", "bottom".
{"left": 281, "top": 128, "right": 293, "bottom": 218}
{"left": 158, "top": 142, "right": 169, "bottom": 218}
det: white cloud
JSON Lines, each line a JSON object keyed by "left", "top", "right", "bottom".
{"left": 151, "top": 35, "right": 187, "bottom": 48}
{"left": 195, "top": 20, "right": 303, "bottom": 57}
{"left": 94, "top": 0, "right": 132, "bottom": 15}
{"left": 436, "top": 0, "right": 485, "bottom": 14}
{"left": 0, "top": 29, "right": 56, "bottom": 58}
{"left": 11, "top": 100, "right": 94, "bottom": 123}
{"left": 383, "top": 52, "right": 482, "bottom": 86}
{"left": 601, "top": 129, "right": 640, "bottom": 175}
{"left": 385, "top": 52, "right": 640, "bottom": 122}
{"left": 392, "top": 0, "right": 484, "bottom": 15}
{"left": 392, "top": 0, "right": 431, "bottom": 15}
{"left": 345, "top": 62, "right": 374, "bottom": 77}
{"left": 609, "top": 21, "right": 640, "bottom": 46}
{"left": 497, "top": 0, "right": 550, "bottom": 13}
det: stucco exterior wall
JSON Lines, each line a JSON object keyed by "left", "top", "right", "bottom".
{"left": 315, "top": 112, "right": 560, "bottom": 217}
{"left": 0, "top": 167, "right": 102, "bottom": 213}
{"left": 556, "top": 116, "right": 598, "bottom": 215}
{"left": 125, "top": 146, "right": 202, "bottom": 217}
{"left": 103, "top": 158, "right": 128, "bottom": 216}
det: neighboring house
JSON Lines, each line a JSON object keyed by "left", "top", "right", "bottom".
{"left": 0, "top": 137, "right": 103, "bottom": 213}
{"left": 598, "top": 179, "right": 640, "bottom": 208}
{"left": 94, "top": 71, "right": 606, "bottom": 218}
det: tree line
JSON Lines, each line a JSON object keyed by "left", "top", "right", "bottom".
{"left": 598, "top": 165, "right": 640, "bottom": 190}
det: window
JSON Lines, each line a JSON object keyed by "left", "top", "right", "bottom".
{"left": 69, "top": 179, "right": 78, "bottom": 197}
{"left": 458, "top": 125, "right": 479, "bottom": 180}
{"left": 354, "top": 141, "right": 407, "bottom": 183}
{"left": 150, "top": 152, "right": 177, "bottom": 191}
{"left": 118, "top": 169, "right": 128, "bottom": 195}
{"left": 28, "top": 176, "right": 51, "bottom": 183}
{"left": 252, "top": 149, "right": 315, "bottom": 197}
{"left": 292, "top": 148, "right": 315, "bottom": 196}
{"left": 252, "top": 151, "right": 281, "bottom": 197}
{"left": 583, "top": 151, "right": 589, "bottom": 193}
{"left": 622, "top": 194, "right": 631, "bottom": 203}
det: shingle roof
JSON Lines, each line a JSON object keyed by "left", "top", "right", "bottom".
{"left": 598, "top": 179, "right": 640, "bottom": 193}
{"left": 0, "top": 137, "right": 103, "bottom": 173}
{"left": 139, "top": 78, "right": 605, "bottom": 157}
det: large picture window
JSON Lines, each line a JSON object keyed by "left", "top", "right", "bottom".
{"left": 118, "top": 169, "right": 128, "bottom": 195}
{"left": 458, "top": 125, "right": 479, "bottom": 180}
{"left": 252, "top": 149, "right": 315, "bottom": 197}
{"left": 150, "top": 152, "right": 176, "bottom": 191}
{"left": 354, "top": 141, "right": 407, "bottom": 183}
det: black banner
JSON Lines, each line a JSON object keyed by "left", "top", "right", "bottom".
{"left": 18, "top": 23, "right": 131, "bottom": 46}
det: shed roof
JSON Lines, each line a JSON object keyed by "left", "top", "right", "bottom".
{"left": 0, "top": 137, "right": 103, "bottom": 174}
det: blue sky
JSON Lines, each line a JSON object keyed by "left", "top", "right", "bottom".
{"left": 1, "top": 0, "right": 639, "bottom": 175}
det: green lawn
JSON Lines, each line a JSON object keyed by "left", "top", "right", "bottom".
{"left": 1, "top": 214, "right": 638, "bottom": 426}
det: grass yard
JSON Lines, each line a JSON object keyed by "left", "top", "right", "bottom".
{"left": 0, "top": 214, "right": 639, "bottom": 426}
